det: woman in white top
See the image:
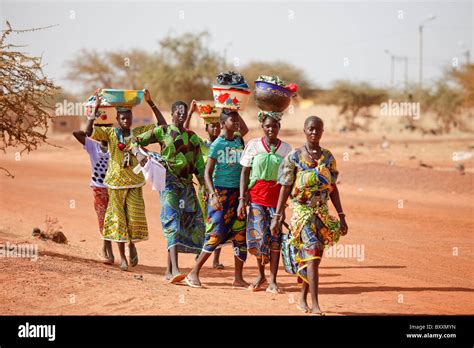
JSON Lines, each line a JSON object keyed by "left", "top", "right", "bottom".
{"left": 238, "top": 110, "right": 292, "bottom": 293}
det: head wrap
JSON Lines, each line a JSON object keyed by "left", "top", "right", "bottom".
{"left": 116, "top": 106, "right": 132, "bottom": 113}
{"left": 257, "top": 110, "right": 283, "bottom": 123}
{"left": 203, "top": 116, "right": 221, "bottom": 125}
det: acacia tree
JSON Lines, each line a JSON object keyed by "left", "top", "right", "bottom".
{"left": 423, "top": 80, "right": 464, "bottom": 133}
{"left": 0, "top": 21, "right": 58, "bottom": 177}
{"left": 451, "top": 63, "right": 474, "bottom": 108}
{"left": 321, "top": 80, "right": 388, "bottom": 130}
{"left": 147, "top": 31, "right": 225, "bottom": 106}
{"left": 66, "top": 31, "right": 225, "bottom": 107}
{"left": 66, "top": 48, "right": 151, "bottom": 97}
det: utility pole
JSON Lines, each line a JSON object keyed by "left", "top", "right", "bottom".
{"left": 418, "top": 14, "right": 436, "bottom": 89}
{"left": 404, "top": 56, "right": 408, "bottom": 90}
{"left": 385, "top": 49, "right": 394, "bottom": 87}
{"left": 385, "top": 49, "right": 409, "bottom": 90}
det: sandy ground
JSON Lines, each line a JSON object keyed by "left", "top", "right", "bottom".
{"left": 1, "top": 109, "right": 473, "bottom": 315}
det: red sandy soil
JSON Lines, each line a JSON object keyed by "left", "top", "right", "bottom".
{"left": 0, "top": 127, "right": 473, "bottom": 315}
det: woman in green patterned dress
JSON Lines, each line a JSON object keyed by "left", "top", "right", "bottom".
{"left": 132, "top": 101, "right": 206, "bottom": 284}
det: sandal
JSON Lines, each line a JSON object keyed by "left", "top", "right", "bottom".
{"left": 247, "top": 278, "right": 267, "bottom": 292}
{"left": 169, "top": 273, "right": 186, "bottom": 284}
{"left": 103, "top": 256, "right": 115, "bottom": 265}
{"left": 296, "top": 304, "right": 309, "bottom": 313}
{"left": 213, "top": 263, "right": 225, "bottom": 270}
{"left": 184, "top": 275, "right": 202, "bottom": 288}
{"left": 265, "top": 286, "right": 283, "bottom": 294}
{"left": 129, "top": 245, "right": 138, "bottom": 267}
{"left": 119, "top": 261, "right": 128, "bottom": 272}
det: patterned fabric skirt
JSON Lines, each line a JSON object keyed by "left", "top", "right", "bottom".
{"left": 246, "top": 203, "right": 280, "bottom": 265}
{"left": 160, "top": 174, "right": 205, "bottom": 254}
{"left": 197, "top": 185, "right": 207, "bottom": 221}
{"left": 202, "top": 187, "right": 247, "bottom": 262}
{"left": 289, "top": 203, "right": 341, "bottom": 284}
{"left": 102, "top": 187, "right": 148, "bottom": 242}
{"left": 92, "top": 187, "right": 109, "bottom": 233}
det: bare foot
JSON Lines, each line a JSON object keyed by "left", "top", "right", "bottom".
{"left": 99, "top": 248, "right": 114, "bottom": 264}
{"left": 248, "top": 275, "right": 267, "bottom": 291}
{"left": 232, "top": 279, "right": 250, "bottom": 289}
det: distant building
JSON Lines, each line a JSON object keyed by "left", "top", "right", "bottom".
{"left": 51, "top": 116, "right": 81, "bottom": 133}
{"left": 50, "top": 100, "right": 159, "bottom": 133}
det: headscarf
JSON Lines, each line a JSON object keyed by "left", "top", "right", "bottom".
{"left": 257, "top": 110, "right": 283, "bottom": 123}
{"left": 116, "top": 106, "right": 132, "bottom": 113}
{"left": 203, "top": 116, "right": 220, "bottom": 125}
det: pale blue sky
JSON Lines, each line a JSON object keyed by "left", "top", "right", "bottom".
{"left": 1, "top": 0, "right": 472, "bottom": 93}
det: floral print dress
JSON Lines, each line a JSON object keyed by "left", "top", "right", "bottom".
{"left": 278, "top": 147, "right": 341, "bottom": 283}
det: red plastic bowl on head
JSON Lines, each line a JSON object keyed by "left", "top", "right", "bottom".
{"left": 212, "top": 85, "right": 251, "bottom": 111}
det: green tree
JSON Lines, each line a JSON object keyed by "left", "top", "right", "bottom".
{"left": 145, "top": 31, "right": 225, "bottom": 107}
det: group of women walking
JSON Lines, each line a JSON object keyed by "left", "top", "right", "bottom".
{"left": 74, "top": 89, "right": 348, "bottom": 315}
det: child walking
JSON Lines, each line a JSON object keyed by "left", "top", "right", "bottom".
{"left": 185, "top": 109, "right": 249, "bottom": 288}
{"left": 72, "top": 123, "right": 112, "bottom": 263}
{"left": 184, "top": 100, "right": 249, "bottom": 269}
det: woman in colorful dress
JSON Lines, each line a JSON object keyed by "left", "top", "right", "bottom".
{"left": 185, "top": 109, "right": 249, "bottom": 288}
{"left": 238, "top": 111, "right": 292, "bottom": 293}
{"left": 86, "top": 89, "right": 167, "bottom": 271}
{"left": 132, "top": 101, "right": 206, "bottom": 284}
{"left": 270, "top": 115, "right": 348, "bottom": 315}
{"left": 184, "top": 100, "right": 249, "bottom": 269}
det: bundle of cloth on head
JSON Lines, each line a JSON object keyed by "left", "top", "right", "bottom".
{"left": 216, "top": 71, "right": 249, "bottom": 89}
{"left": 257, "top": 110, "right": 283, "bottom": 123}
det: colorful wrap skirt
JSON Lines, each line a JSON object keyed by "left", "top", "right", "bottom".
{"left": 160, "top": 173, "right": 205, "bottom": 254}
{"left": 246, "top": 202, "right": 281, "bottom": 265}
{"left": 287, "top": 202, "right": 341, "bottom": 283}
{"left": 202, "top": 187, "right": 247, "bottom": 262}
{"left": 102, "top": 187, "right": 148, "bottom": 242}
{"left": 92, "top": 187, "right": 109, "bottom": 233}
